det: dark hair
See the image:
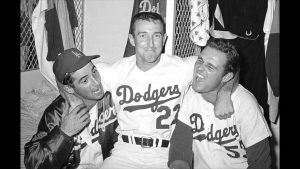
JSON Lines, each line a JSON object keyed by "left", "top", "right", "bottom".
{"left": 206, "top": 38, "right": 240, "bottom": 76}
{"left": 62, "top": 72, "right": 75, "bottom": 88}
{"left": 130, "top": 12, "right": 166, "bottom": 35}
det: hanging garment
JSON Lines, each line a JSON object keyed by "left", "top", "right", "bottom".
{"left": 32, "top": 0, "right": 58, "bottom": 89}
{"left": 265, "top": 0, "right": 279, "bottom": 98}
{"left": 65, "top": 0, "right": 78, "bottom": 29}
{"left": 230, "top": 36, "right": 269, "bottom": 118}
{"left": 189, "top": 0, "right": 210, "bottom": 46}
{"left": 209, "top": 2, "right": 237, "bottom": 39}
{"left": 54, "top": 0, "right": 76, "bottom": 51}
{"left": 45, "top": 0, "right": 64, "bottom": 61}
{"left": 265, "top": 0, "right": 279, "bottom": 123}
{"left": 32, "top": 0, "right": 78, "bottom": 89}
{"left": 208, "top": 0, "right": 269, "bottom": 116}
{"left": 209, "top": 0, "right": 267, "bottom": 40}
{"left": 263, "top": 0, "right": 276, "bottom": 51}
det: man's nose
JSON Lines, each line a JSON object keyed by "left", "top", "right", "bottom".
{"left": 197, "top": 65, "right": 205, "bottom": 73}
{"left": 91, "top": 76, "right": 100, "bottom": 86}
{"left": 147, "top": 37, "right": 154, "bottom": 47}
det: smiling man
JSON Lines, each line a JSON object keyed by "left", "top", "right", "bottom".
{"left": 97, "top": 12, "right": 236, "bottom": 169}
{"left": 24, "top": 48, "right": 118, "bottom": 169}
{"left": 168, "top": 39, "right": 272, "bottom": 169}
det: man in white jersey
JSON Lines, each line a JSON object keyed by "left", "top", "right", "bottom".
{"left": 24, "top": 48, "right": 118, "bottom": 169}
{"left": 168, "top": 39, "right": 272, "bottom": 169}
{"left": 97, "top": 12, "right": 235, "bottom": 169}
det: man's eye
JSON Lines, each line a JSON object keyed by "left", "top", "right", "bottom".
{"left": 139, "top": 34, "right": 145, "bottom": 38}
{"left": 207, "top": 65, "right": 214, "bottom": 71}
{"left": 197, "top": 58, "right": 203, "bottom": 63}
{"left": 82, "top": 79, "right": 88, "bottom": 83}
{"left": 154, "top": 34, "right": 162, "bottom": 38}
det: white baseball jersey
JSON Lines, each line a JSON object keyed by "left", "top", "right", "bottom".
{"left": 95, "top": 54, "right": 196, "bottom": 168}
{"left": 74, "top": 94, "right": 117, "bottom": 169}
{"left": 178, "top": 84, "right": 272, "bottom": 169}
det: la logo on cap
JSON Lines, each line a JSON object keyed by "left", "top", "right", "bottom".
{"left": 71, "top": 50, "right": 82, "bottom": 58}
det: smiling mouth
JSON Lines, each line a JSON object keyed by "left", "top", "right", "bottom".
{"left": 93, "top": 88, "right": 102, "bottom": 94}
{"left": 145, "top": 50, "right": 155, "bottom": 53}
{"left": 195, "top": 72, "right": 204, "bottom": 81}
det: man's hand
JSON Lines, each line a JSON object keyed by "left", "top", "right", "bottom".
{"left": 60, "top": 103, "right": 90, "bottom": 137}
{"left": 214, "top": 73, "right": 239, "bottom": 119}
{"left": 169, "top": 160, "right": 190, "bottom": 169}
{"left": 214, "top": 91, "right": 234, "bottom": 119}
{"left": 56, "top": 78, "right": 84, "bottom": 110}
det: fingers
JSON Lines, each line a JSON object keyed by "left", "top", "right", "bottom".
{"left": 72, "top": 105, "right": 90, "bottom": 125}
{"left": 75, "top": 111, "right": 90, "bottom": 130}
{"left": 76, "top": 106, "right": 89, "bottom": 118}
{"left": 79, "top": 112, "right": 90, "bottom": 122}
{"left": 217, "top": 114, "right": 226, "bottom": 120}
{"left": 70, "top": 104, "right": 86, "bottom": 114}
{"left": 61, "top": 101, "right": 70, "bottom": 118}
{"left": 216, "top": 110, "right": 234, "bottom": 120}
{"left": 82, "top": 114, "right": 91, "bottom": 126}
{"left": 218, "top": 114, "right": 231, "bottom": 120}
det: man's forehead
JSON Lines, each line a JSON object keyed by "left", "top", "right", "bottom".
{"left": 135, "top": 19, "right": 163, "bottom": 28}
{"left": 200, "top": 47, "right": 226, "bottom": 63}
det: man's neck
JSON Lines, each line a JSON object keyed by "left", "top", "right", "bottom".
{"left": 136, "top": 55, "right": 161, "bottom": 72}
{"left": 83, "top": 100, "right": 98, "bottom": 110}
{"left": 200, "top": 82, "right": 224, "bottom": 104}
{"left": 201, "top": 90, "right": 218, "bottom": 104}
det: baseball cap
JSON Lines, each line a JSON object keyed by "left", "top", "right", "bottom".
{"left": 53, "top": 48, "right": 100, "bottom": 84}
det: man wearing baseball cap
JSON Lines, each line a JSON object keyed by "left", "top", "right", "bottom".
{"left": 24, "top": 48, "right": 118, "bottom": 169}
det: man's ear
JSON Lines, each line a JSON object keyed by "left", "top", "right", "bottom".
{"left": 222, "top": 72, "right": 234, "bottom": 83}
{"left": 163, "top": 34, "right": 168, "bottom": 46}
{"left": 56, "top": 78, "right": 74, "bottom": 94}
{"left": 128, "top": 34, "right": 135, "bottom": 47}
{"left": 63, "top": 85, "right": 75, "bottom": 94}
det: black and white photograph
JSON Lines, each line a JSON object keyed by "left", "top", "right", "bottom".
{"left": 20, "top": 0, "right": 280, "bottom": 169}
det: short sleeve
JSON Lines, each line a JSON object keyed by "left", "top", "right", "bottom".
{"left": 177, "top": 86, "right": 194, "bottom": 127}
{"left": 236, "top": 90, "right": 272, "bottom": 148}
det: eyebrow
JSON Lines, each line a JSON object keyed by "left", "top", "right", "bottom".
{"left": 78, "top": 75, "right": 88, "bottom": 83}
{"left": 78, "top": 65, "right": 96, "bottom": 82}
{"left": 207, "top": 62, "right": 217, "bottom": 69}
{"left": 137, "top": 32, "right": 163, "bottom": 35}
{"left": 137, "top": 32, "right": 147, "bottom": 35}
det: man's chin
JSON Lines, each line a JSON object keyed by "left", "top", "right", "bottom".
{"left": 96, "top": 93, "right": 105, "bottom": 100}
{"left": 192, "top": 83, "right": 203, "bottom": 93}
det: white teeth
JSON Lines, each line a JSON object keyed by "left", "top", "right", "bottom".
{"left": 197, "top": 73, "right": 204, "bottom": 79}
{"left": 94, "top": 89, "right": 101, "bottom": 94}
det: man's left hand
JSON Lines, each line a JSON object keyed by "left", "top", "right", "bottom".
{"left": 214, "top": 92, "right": 234, "bottom": 120}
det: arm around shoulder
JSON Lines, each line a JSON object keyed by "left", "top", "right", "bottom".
{"left": 214, "top": 73, "right": 239, "bottom": 119}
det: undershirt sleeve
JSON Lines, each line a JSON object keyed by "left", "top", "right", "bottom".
{"left": 168, "top": 87, "right": 194, "bottom": 168}
{"left": 168, "top": 120, "right": 194, "bottom": 168}
{"left": 246, "top": 138, "right": 271, "bottom": 169}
